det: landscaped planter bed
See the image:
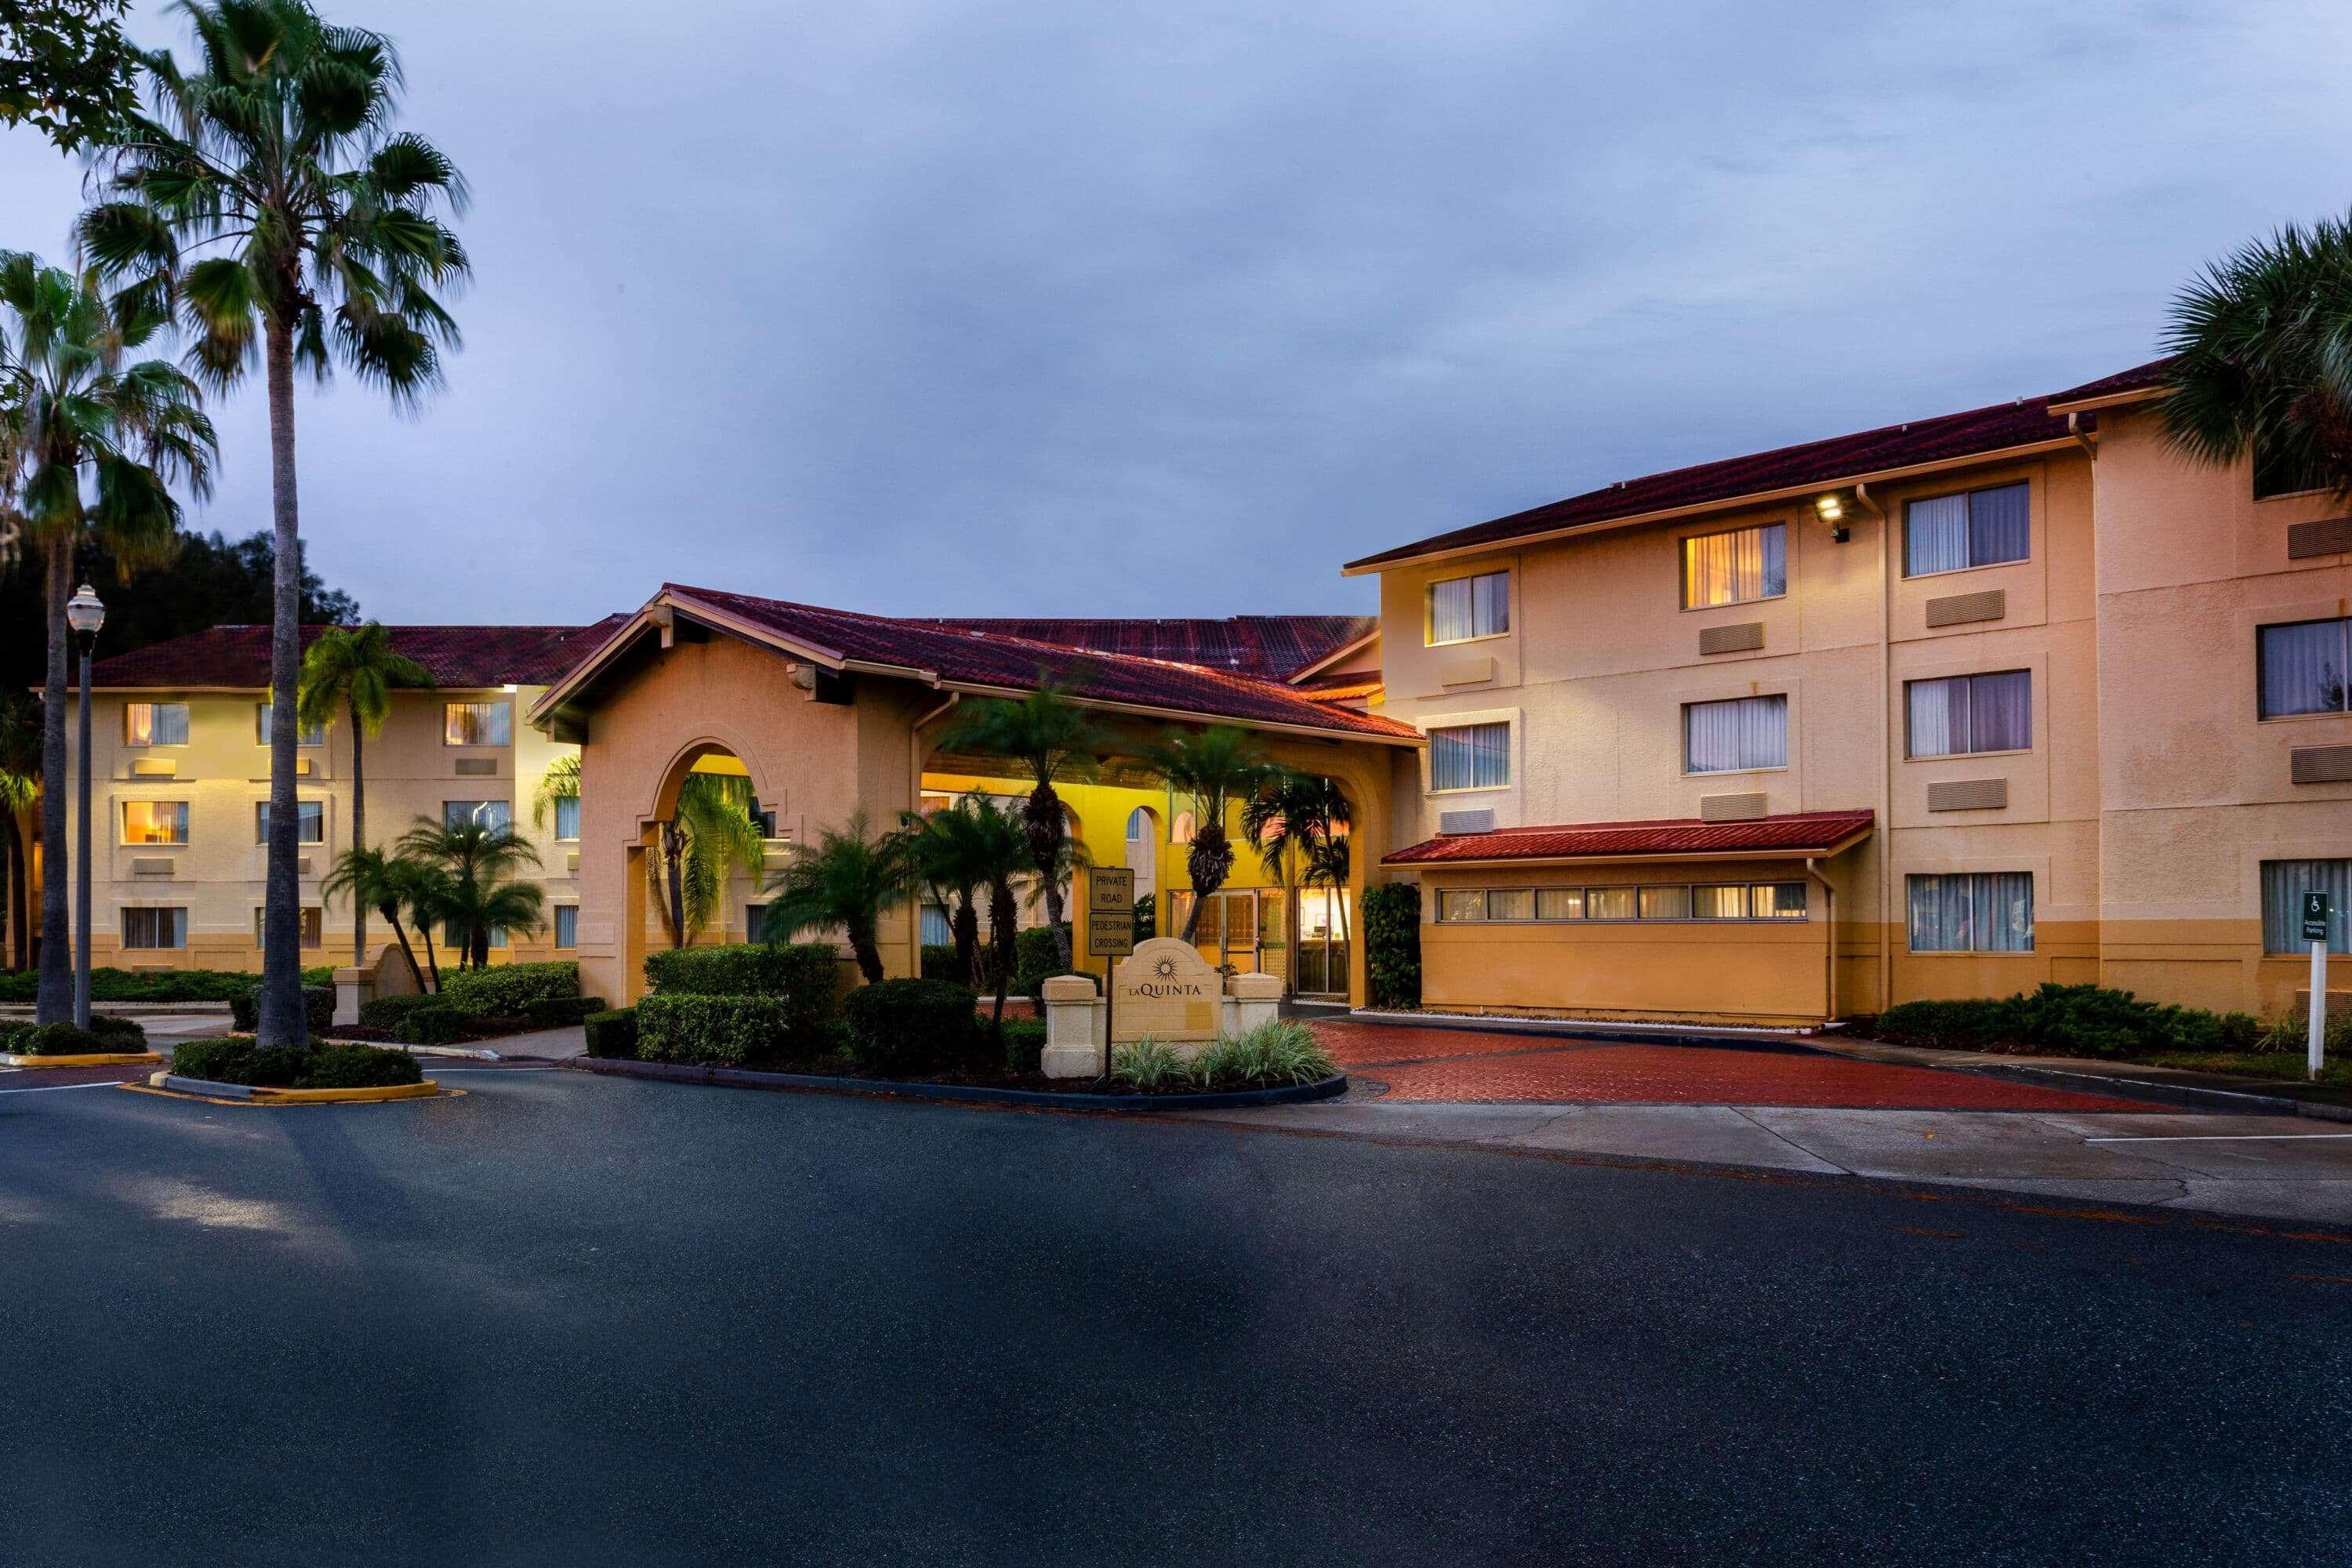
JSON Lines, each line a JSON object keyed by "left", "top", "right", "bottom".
{"left": 573, "top": 1052, "right": 1348, "bottom": 1111}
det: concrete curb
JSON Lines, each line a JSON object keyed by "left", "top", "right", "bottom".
{"left": 0, "top": 1051, "right": 164, "bottom": 1069}
{"left": 569, "top": 1054, "right": 1351, "bottom": 1112}
{"left": 1342, "top": 1010, "right": 1837, "bottom": 1057}
{"left": 144, "top": 1070, "right": 442, "bottom": 1104}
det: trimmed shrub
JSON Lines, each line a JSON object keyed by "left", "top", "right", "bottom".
{"left": 0, "top": 1020, "right": 30, "bottom": 1054}
{"left": 301, "top": 966, "right": 336, "bottom": 987}
{"left": 20, "top": 1022, "right": 105, "bottom": 1056}
{"left": 391, "top": 1002, "right": 471, "bottom": 1046}
{"left": 359, "top": 994, "right": 437, "bottom": 1032}
{"left": 1015, "top": 925, "right": 1066, "bottom": 1002}
{"left": 1875, "top": 983, "right": 2277, "bottom": 1062}
{"left": 299, "top": 1044, "right": 424, "bottom": 1088}
{"left": 439, "top": 960, "right": 579, "bottom": 1017}
{"left": 920, "top": 943, "right": 963, "bottom": 982}
{"left": 642, "top": 942, "right": 840, "bottom": 1047}
{"left": 998, "top": 1018, "right": 1046, "bottom": 1076}
{"left": 0, "top": 967, "right": 259, "bottom": 1004}
{"left": 1361, "top": 883, "right": 1421, "bottom": 1008}
{"left": 583, "top": 1007, "right": 639, "bottom": 1060}
{"left": 523, "top": 995, "right": 608, "bottom": 1028}
{"left": 636, "top": 994, "right": 796, "bottom": 1066}
{"left": 225, "top": 983, "right": 332, "bottom": 1035}
{"left": 169, "top": 1036, "right": 419, "bottom": 1088}
{"left": 87, "top": 1015, "right": 148, "bottom": 1051}
{"left": 844, "top": 978, "right": 978, "bottom": 1074}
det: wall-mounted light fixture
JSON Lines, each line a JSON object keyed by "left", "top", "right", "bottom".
{"left": 1814, "top": 492, "right": 1850, "bottom": 543}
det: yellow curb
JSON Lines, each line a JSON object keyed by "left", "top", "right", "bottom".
{"left": 129, "top": 1071, "right": 456, "bottom": 1106}
{"left": 0, "top": 1051, "right": 165, "bottom": 1069}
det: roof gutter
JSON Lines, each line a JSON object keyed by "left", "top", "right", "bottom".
{"left": 1381, "top": 830, "right": 1872, "bottom": 871}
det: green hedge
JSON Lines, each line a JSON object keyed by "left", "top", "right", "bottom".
{"left": 524, "top": 995, "right": 608, "bottom": 1027}
{"left": 1015, "top": 925, "right": 1066, "bottom": 1002}
{"left": 390, "top": 1002, "right": 471, "bottom": 1046}
{"left": 229, "top": 984, "right": 334, "bottom": 1036}
{"left": 642, "top": 942, "right": 840, "bottom": 1043}
{"left": 438, "top": 960, "right": 579, "bottom": 1017}
{"left": 636, "top": 993, "right": 798, "bottom": 1066}
{"left": 169, "top": 1037, "right": 422, "bottom": 1088}
{"left": 996, "top": 1018, "right": 1046, "bottom": 1075}
{"left": 583, "top": 1007, "right": 639, "bottom": 1059}
{"left": 358, "top": 994, "right": 435, "bottom": 1031}
{"left": 920, "top": 943, "right": 963, "bottom": 982}
{"left": 844, "top": 978, "right": 978, "bottom": 1073}
{"left": 15, "top": 1022, "right": 102, "bottom": 1056}
{"left": 1361, "top": 884, "right": 1421, "bottom": 1008}
{"left": 1875, "top": 984, "right": 2267, "bottom": 1060}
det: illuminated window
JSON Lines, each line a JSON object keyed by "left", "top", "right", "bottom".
{"left": 1681, "top": 523, "right": 1785, "bottom": 608}
{"left": 122, "top": 800, "right": 189, "bottom": 844}
{"left": 124, "top": 702, "right": 189, "bottom": 746}
{"left": 444, "top": 702, "right": 511, "bottom": 746}
{"left": 444, "top": 800, "right": 511, "bottom": 831}
{"left": 256, "top": 907, "right": 323, "bottom": 947}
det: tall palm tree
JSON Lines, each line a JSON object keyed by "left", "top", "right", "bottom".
{"left": 935, "top": 682, "right": 1103, "bottom": 971}
{"left": 960, "top": 794, "right": 1033, "bottom": 1028}
{"left": 1243, "top": 770, "right": 1330, "bottom": 1000}
{"left": 298, "top": 620, "right": 430, "bottom": 966}
{"left": 1301, "top": 801, "right": 1354, "bottom": 961}
{"left": 320, "top": 843, "right": 422, "bottom": 988}
{"left": 395, "top": 816, "right": 541, "bottom": 969}
{"left": 760, "top": 811, "right": 913, "bottom": 985}
{"left": 0, "top": 253, "right": 214, "bottom": 1023}
{"left": 1141, "top": 724, "right": 1272, "bottom": 947}
{"left": 0, "top": 692, "right": 37, "bottom": 971}
{"left": 82, "top": 0, "right": 470, "bottom": 1045}
{"left": 904, "top": 797, "right": 985, "bottom": 985}
{"left": 2157, "top": 213, "right": 2352, "bottom": 499}
{"left": 650, "top": 771, "right": 766, "bottom": 949}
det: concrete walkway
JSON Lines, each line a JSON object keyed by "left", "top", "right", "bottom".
{"left": 1199, "top": 1097, "right": 2352, "bottom": 1228}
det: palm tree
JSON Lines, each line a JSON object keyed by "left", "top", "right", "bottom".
{"left": 82, "top": 0, "right": 469, "bottom": 1045}
{"left": 320, "top": 844, "right": 422, "bottom": 989}
{"left": 649, "top": 771, "right": 766, "bottom": 949}
{"left": 1301, "top": 798, "right": 1354, "bottom": 965}
{"left": 395, "top": 816, "right": 542, "bottom": 969}
{"left": 935, "top": 683, "right": 1103, "bottom": 971}
{"left": 0, "top": 254, "right": 214, "bottom": 1023}
{"left": 0, "top": 693, "right": 37, "bottom": 971}
{"left": 2157, "top": 213, "right": 2352, "bottom": 499}
{"left": 1243, "top": 770, "right": 1327, "bottom": 1000}
{"left": 298, "top": 621, "right": 430, "bottom": 966}
{"left": 961, "top": 794, "right": 1033, "bottom": 1028}
{"left": 1141, "top": 724, "right": 1272, "bottom": 949}
{"left": 385, "top": 854, "right": 450, "bottom": 993}
{"left": 760, "top": 811, "right": 913, "bottom": 985}
{"left": 532, "top": 753, "right": 579, "bottom": 834}
{"left": 904, "top": 797, "right": 985, "bottom": 985}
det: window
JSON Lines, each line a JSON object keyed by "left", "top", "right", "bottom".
{"left": 554, "top": 905, "right": 579, "bottom": 949}
{"left": 445, "top": 800, "right": 511, "bottom": 831}
{"left": 1691, "top": 884, "right": 1748, "bottom": 920}
{"left": 1684, "top": 695, "right": 1787, "bottom": 774}
{"left": 122, "top": 906, "right": 187, "bottom": 949}
{"left": 122, "top": 800, "right": 188, "bottom": 845}
{"left": 1427, "top": 570, "right": 1510, "bottom": 644}
{"left": 256, "top": 703, "right": 324, "bottom": 746}
{"left": 1486, "top": 888, "right": 1535, "bottom": 921}
{"left": 1127, "top": 807, "right": 1152, "bottom": 842}
{"left": 1907, "top": 670, "right": 2032, "bottom": 757}
{"left": 1638, "top": 884, "right": 1690, "bottom": 920}
{"left": 1429, "top": 721, "right": 1510, "bottom": 792}
{"left": 920, "top": 903, "right": 953, "bottom": 946}
{"left": 1171, "top": 811, "right": 1196, "bottom": 844}
{"left": 1752, "top": 882, "right": 1809, "bottom": 920}
{"left": 1682, "top": 523, "right": 1786, "bottom": 609}
{"left": 2262, "top": 861, "right": 2351, "bottom": 954}
{"left": 554, "top": 796, "right": 581, "bottom": 841}
{"left": 1536, "top": 887, "right": 1584, "bottom": 920}
{"left": 1436, "top": 890, "right": 1486, "bottom": 923}
{"left": 2255, "top": 442, "right": 2327, "bottom": 501}
{"left": 256, "top": 907, "right": 324, "bottom": 947}
{"left": 749, "top": 797, "right": 779, "bottom": 839}
{"left": 1439, "top": 881, "right": 1808, "bottom": 923}
{"left": 444, "top": 701, "right": 511, "bottom": 746}
{"left": 1585, "top": 886, "right": 1636, "bottom": 920}
{"left": 443, "top": 920, "right": 508, "bottom": 949}
{"left": 2258, "top": 618, "right": 2350, "bottom": 719}
{"left": 1904, "top": 481, "right": 2029, "bottom": 575}
{"left": 256, "top": 800, "right": 325, "bottom": 844}
{"left": 124, "top": 702, "right": 189, "bottom": 746}
{"left": 746, "top": 903, "right": 771, "bottom": 942}
{"left": 1907, "top": 872, "right": 2034, "bottom": 953}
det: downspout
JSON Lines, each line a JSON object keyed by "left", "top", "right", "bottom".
{"left": 1804, "top": 855, "right": 1836, "bottom": 1024}
{"left": 1859, "top": 478, "right": 1894, "bottom": 1014}
{"left": 907, "top": 692, "right": 961, "bottom": 978}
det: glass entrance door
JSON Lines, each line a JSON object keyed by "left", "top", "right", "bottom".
{"left": 1293, "top": 887, "right": 1350, "bottom": 996}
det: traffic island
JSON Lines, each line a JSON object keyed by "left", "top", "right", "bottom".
{"left": 572, "top": 1052, "right": 1346, "bottom": 1111}
{"left": 134, "top": 1069, "right": 448, "bottom": 1105}
{"left": 1, "top": 1051, "right": 164, "bottom": 1069}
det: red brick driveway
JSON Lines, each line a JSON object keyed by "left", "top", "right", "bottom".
{"left": 1308, "top": 1019, "right": 2153, "bottom": 1112}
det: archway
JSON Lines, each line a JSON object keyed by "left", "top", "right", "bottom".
{"left": 621, "top": 740, "right": 782, "bottom": 998}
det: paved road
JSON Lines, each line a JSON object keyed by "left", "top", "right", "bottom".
{"left": 5, "top": 1069, "right": 2350, "bottom": 1566}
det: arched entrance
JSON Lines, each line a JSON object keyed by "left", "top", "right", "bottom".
{"left": 619, "top": 739, "right": 786, "bottom": 1000}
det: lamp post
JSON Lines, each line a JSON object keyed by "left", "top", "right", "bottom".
{"left": 66, "top": 583, "right": 104, "bottom": 1030}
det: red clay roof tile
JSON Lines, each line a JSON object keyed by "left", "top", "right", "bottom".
{"left": 86, "top": 616, "right": 633, "bottom": 691}
{"left": 1383, "top": 808, "right": 1875, "bottom": 865}
{"left": 911, "top": 615, "right": 1374, "bottom": 681}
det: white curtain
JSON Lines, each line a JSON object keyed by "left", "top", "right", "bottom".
{"left": 1908, "top": 873, "right": 2033, "bottom": 952}
{"left": 1438, "top": 890, "right": 1485, "bottom": 923}
{"left": 1430, "top": 579, "right": 1473, "bottom": 644}
{"left": 1969, "top": 483, "right": 2030, "bottom": 565}
{"left": 1905, "top": 494, "right": 1970, "bottom": 575}
{"left": 2263, "top": 860, "right": 2352, "bottom": 954}
{"left": 1909, "top": 670, "right": 2030, "bottom": 757}
{"left": 1685, "top": 695, "right": 1787, "bottom": 773}
{"left": 1683, "top": 524, "right": 1786, "bottom": 608}
{"left": 1430, "top": 572, "right": 1508, "bottom": 641}
{"left": 1472, "top": 572, "right": 1509, "bottom": 636}
{"left": 2259, "top": 619, "right": 2350, "bottom": 718}
{"left": 1432, "top": 722, "right": 1509, "bottom": 790}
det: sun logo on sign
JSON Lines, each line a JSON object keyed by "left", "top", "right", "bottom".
{"left": 1152, "top": 956, "right": 1180, "bottom": 982}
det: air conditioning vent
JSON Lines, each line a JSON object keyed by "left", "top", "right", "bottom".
{"left": 1438, "top": 809, "right": 1495, "bottom": 836}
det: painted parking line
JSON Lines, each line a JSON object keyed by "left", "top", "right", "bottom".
{"left": 2085, "top": 1132, "right": 2352, "bottom": 1143}
{"left": 0, "top": 1080, "right": 128, "bottom": 1095}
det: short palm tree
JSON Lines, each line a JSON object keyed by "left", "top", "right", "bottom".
{"left": 963, "top": 794, "right": 1033, "bottom": 1027}
{"left": 904, "top": 798, "right": 986, "bottom": 985}
{"left": 2158, "top": 213, "right": 2352, "bottom": 499}
{"left": 320, "top": 844, "right": 423, "bottom": 989}
{"left": 385, "top": 854, "right": 451, "bottom": 993}
{"left": 299, "top": 621, "right": 431, "bottom": 965}
{"left": 651, "top": 771, "right": 767, "bottom": 949}
{"left": 0, "top": 692, "right": 37, "bottom": 971}
{"left": 395, "top": 816, "right": 543, "bottom": 969}
{"left": 1301, "top": 818, "right": 1353, "bottom": 957}
{"left": 82, "top": 0, "right": 469, "bottom": 1044}
{"left": 760, "top": 811, "right": 913, "bottom": 985}
{"left": 0, "top": 252, "right": 214, "bottom": 1022}
{"left": 1142, "top": 724, "right": 1272, "bottom": 946}
{"left": 532, "top": 753, "right": 580, "bottom": 834}
{"left": 935, "top": 683, "right": 1103, "bottom": 971}
{"left": 1243, "top": 770, "right": 1351, "bottom": 1000}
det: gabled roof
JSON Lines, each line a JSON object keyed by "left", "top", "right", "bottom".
{"left": 1383, "top": 809, "right": 1875, "bottom": 866}
{"left": 910, "top": 615, "right": 1374, "bottom": 681}
{"left": 83, "top": 616, "right": 633, "bottom": 691}
{"left": 1344, "top": 360, "right": 2177, "bottom": 575}
{"left": 535, "top": 586, "right": 1421, "bottom": 745}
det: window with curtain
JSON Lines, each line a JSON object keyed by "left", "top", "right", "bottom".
{"left": 2262, "top": 861, "right": 2352, "bottom": 953}
{"left": 2258, "top": 618, "right": 2351, "bottom": 718}
{"left": 256, "top": 703, "right": 324, "bottom": 745}
{"left": 920, "top": 903, "right": 953, "bottom": 945}
{"left": 122, "top": 907, "right": 187, "bottom": 949}
{"left": 124, "top": 702, "right": 189, "bottom": 746}
{"left": 1684, "top": 695, "right": 1787, "bottom": 774}
{"left": 1904, "top": 481, "right": 2029, "bottom": 575}
{"left": 1486, "top": 888, "right": 1535, "bottom": 920}
{"left": 122, "top": 801, "right": 189, "bottom": 844}
{"left": 554, "top": 906, "right": 579, "bottom": 949}
{"left": 1436, "top": 890, "right": 1486, "bottom": 922}
{"left": 1907, "top": 872, "right": 2034, "bottom": 952}
{"left": 1427, "top": 570, "right": 1510, "bottom": 644}
{"left": 1681, "top": 523, "right": 1786, "bottom": 608}
{"left": 443, "top": 919, "right": 508, "bottom": 949}
{"left": 445, "top": 799, "right": 511, "bottom": 831}
{"left": 1126, "top": 807, "right": 1151, "bottom": 841}
{"left": 1691, "top": 884, "right": 1749, "bottom": 919}
{"left": 1586, "top": 887, "right": 1636, "bottom": 920}
{"left": 1536, "top": 888, "right": 1584, "bottom": 920}
{"left": 1171, "top": 811, "right": 1196, "bottom": 844}
{"left": 1429, "top": 721, "right": 1510, "bottom": 791}
{"left": 1639, "top": 885, "right": 1691, "bottom": 920}
{"left": 745, "top": 904, "right": 770, "bottom": 942}
{"left": 554, "top": 797, "right": 581, "bottom": 841}
{"left": 256, "top": 907, "right": 323, "bottom": 947}
{"left": 1753, "top": 882, "right": 1809, "bottom": 919}
{"left": 256, "top": 800, "right": 325, "bottom": 844}
{"left": 444, "top": 701, "right": 511, "bottom": 746}
{"left": 1907, "top": 670, "right": 2032, "bottom": 757}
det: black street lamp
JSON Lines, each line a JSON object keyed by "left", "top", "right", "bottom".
{"left": 66, "top": 583, "right": 103, "bottom": 1029}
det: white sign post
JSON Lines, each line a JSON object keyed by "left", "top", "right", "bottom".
{"left": 2303, "top": 891, "right": 2331, "bottom": 1082}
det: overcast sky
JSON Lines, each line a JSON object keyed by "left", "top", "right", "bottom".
{"left": 3, "top": 0, "right": 2348, "bottom": 626}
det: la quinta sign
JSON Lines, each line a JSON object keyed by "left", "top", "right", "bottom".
{"left": 1109, "top": 937, "right": 1221, "bottom": 1042}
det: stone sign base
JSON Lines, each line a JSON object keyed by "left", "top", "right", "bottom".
{"left": 1040, "top": 967, "right": 1284, "bottom": 1079}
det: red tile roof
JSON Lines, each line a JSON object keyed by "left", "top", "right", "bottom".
{"left": 911, "top": 615, "right": 1374, "bottom": 681}
{"left": 86, "top": 616, "right": 633, "bottom": 691}
{"left": 656, "top": 586, "right": 1420, "bottom": 742}
{"left": 1345, "top": 360, "right": 2177, "bottom": 573}
{"left": 1384, "top": 808, "right": 1875, "bottom": 866}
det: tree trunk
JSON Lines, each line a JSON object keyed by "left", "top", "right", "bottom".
{"left": 1180, "top": 826, "right": 1233, "bottom": 942}
{"left": 951, "top": 889, "right": 979, "bottom": 988}
{"left": 348, "top": 698, "right": 367, "bottom": 968}
{"left": 417, "top": 917, "right": 442, "bottom": 993}
{"left": 380, "top": 900, "right": 424, "bottom": 990}
{"left": 662, "top": 822, "right": 687, "bottom": 949}
{"left": 471, "top": 924, "right": 489, "bottom": 970}
{"left": 849, "top": 920, "right": 884, "bottom": 985}
{"left": 255, "top": 314, "right": 307, "bottom": 1047}
{"left": 2, "top": 808, "right": 23, "bottom": 970}
{"left": 1278, "top": 850, "right": 1297, "bottom": 1001}
{"left": 988, "top": 877, "right": 1017, "bottom": 1029}
{"left": 34, "top": 537, "right": 71, "bottom": 1023}
{"left": 1024, "top": 782, "right": 1073, "bottom": 970}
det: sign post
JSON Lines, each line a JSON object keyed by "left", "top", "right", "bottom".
{"left": 2303, "top": 891, "right": 2332, "bottom": 1082}
{"left": 1088, "top": 868, "right": 1136, "bottom": 1077}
